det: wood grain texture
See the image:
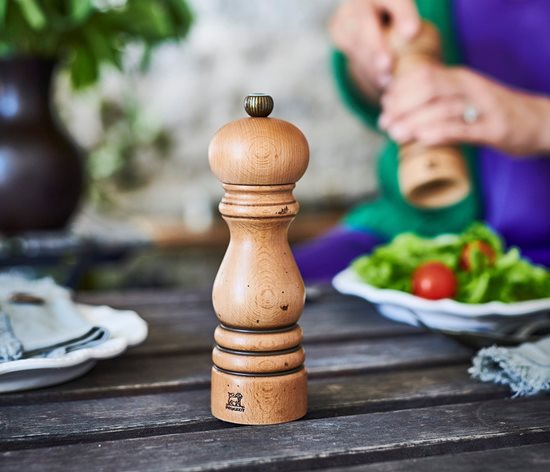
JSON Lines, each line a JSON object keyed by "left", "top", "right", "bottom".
{"left": 1, "top": 398, "right": 548, "bottom": 472}
{"left": 208, "top": 117, "right": 309, "bottom": 186}
{"left": 324, "top": 443, "right": 550, "bottom": 472}
{"left": 211, "top": 367, "right": 308, "bottom": 424}
{"left": 213, "top": 206, "right": 305, "bottom": 329}
{"left": 0, "top": 366, "right": 506, "bottom": 450}
{"left": 2, "top": 287, "right": 547, "bottom": 471}
{"left": 123, "top": 293, "right": 422, "bottom": 357}
{"left": 0, "top": 334, "right": 470, "bottom": 406}
{"left": 75, "top": 288, "right": 213, "bottom": 307}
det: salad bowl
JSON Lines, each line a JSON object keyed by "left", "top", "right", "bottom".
{"left": 333, "top": 268, "right": 550, "bottom": 345}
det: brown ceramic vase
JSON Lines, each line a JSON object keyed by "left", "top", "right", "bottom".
{"left": 0, "top": 57, "right": 84, "bottom": 233}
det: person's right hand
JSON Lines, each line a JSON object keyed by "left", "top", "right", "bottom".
{"left": 329, "top": 0, "right": 421, "bottom": 99}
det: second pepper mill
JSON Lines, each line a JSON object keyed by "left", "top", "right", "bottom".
{"left": 208, "top": 94, "right": 309, "bottom": 425}
{"left": 389, "top": 21, "right": 471, "bottom": 209}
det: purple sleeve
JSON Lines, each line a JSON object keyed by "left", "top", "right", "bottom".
{"left": 293, "top": 225, "right": 385, "bottom": 284}
{"left": 454, "top": 0, "right": 550, "bottom": 266}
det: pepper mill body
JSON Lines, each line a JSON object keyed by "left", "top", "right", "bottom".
{"left": 208, "top": 95, "right": 309, "bottom": 425}
{"left": 390, "top": 21, "right": 470, "bottom": 209}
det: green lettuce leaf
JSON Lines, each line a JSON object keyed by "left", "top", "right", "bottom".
{"left": 352, "top": 223, "right": 550, "bottom": 303}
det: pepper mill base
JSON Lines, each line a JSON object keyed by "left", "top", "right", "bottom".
{"left": 399, "top": 145, "right": 470, "bottom": 208}
{"left": 211, "top": 367, "right": 307, "bottom": 425}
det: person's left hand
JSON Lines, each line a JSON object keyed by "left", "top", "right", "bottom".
{"left": 378, "top": 63, "right": 548, "bottom": 156}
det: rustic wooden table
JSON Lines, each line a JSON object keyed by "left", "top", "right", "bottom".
{"left": 1, "top": 289, "right": 549, "bottom": 471}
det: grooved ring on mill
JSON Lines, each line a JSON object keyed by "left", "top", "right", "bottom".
{"left": 212, "top": 345, "right": 305, "bottom": 373}
{"left": 218, "top": 322, "right": 298, "bottom": 334}
{"left": 215, "top": 344, "right": 302, "bottom": 357}
{"left": 213, "top": 365, "right": 305, "bottom": 377}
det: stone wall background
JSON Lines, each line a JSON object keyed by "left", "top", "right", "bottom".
{"left": 60, "top": 0, "right": 383, "bottom": 222}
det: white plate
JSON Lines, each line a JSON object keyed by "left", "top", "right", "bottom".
{"left": 332, "top": 268, "right": 550, "bottom": 333}
{"left": 0, "top": 304, "right": 148, "bottom": 393}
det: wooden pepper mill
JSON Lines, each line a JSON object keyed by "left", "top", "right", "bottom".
{"left": 389, "top": 21, "right": 471, "bottom": 208}
{"left": 208, "top": 94, "right": 309, "bottom": 425}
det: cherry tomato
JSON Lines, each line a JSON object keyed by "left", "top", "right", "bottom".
{"left": 460, "top": 240, "right": 496, "bottom": 271}
{"left": 412, "top": 261, "right": 457, "bottom": 300}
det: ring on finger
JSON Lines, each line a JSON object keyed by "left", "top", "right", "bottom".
{"left": 462, "top": 104, "right": 480, "bottom": 124}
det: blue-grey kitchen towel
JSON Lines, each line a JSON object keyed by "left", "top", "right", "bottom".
{"left": 469, "top": 336, "right": 550, "bottom": 396}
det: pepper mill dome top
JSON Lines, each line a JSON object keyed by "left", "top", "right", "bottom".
{"left": 209, "top": 94, "right": 309, "bottom": 185}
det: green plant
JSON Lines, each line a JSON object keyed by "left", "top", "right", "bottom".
{"left": 87, "top": 94, "right": 174, "bottom": 207}
{"left": 0, "top": 0, "right": 193, "bottom": 88}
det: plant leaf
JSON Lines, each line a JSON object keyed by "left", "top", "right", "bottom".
{"left": 83, "top": 25, "right": 122, "bottom": 70}
{"left": 69, "top": 0, "right": 92, "bottom": 23}
{"left": 3, "top": 0, "right": 193, "bottom": 88}
{"left": 0, "top": 41, "right": 12, "bottom": 55}
{"left": 0, "top": 0, "right": 6, "bottom": 28}
{"left": 115, "top": 0, "right": 173, "bottom": 40}
{"left": 16, "top": 0, "right": 46, "bottom": 30}
{"left": 166, "top": 0, "right": 193, "bottom": 36}
{"left": 70, "top": 45, "right": 98, "bottom": 89}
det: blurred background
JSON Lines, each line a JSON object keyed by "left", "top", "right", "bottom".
{"left": 0, "top": 0, "right": 382, "bottom": 290}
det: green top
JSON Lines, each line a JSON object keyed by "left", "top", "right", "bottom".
{"left": 334, "top": 0, "right": 482, "bottom": 239}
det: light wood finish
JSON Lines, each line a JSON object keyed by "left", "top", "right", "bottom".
{"left": 212, "top": 186, "right": 304, "bottom": 329}
{"left": 208, "top": 118, "right": 308, "bottom": 186}
{"left": 211, "top": 367, "right": 308, "bottom": 425}
{"left": 389, "top": 21, "right": 471, "bottom": 209}
{"left": 208, "top": 95, "right": 309, "bottom": 424}
{"left": 399, "top": 142, "right": 469, "bottom": 209}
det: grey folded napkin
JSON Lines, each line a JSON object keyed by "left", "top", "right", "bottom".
{"left": 469, "top": 335, "right": 550, "bottom": 396}
{"left": 0, "top": 313, "right": 23, "bottom": 361}
{"left": 0, "top": 275, "right": 109, "bottom": 363}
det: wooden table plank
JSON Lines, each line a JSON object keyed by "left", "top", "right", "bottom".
{"left": 0, "top": 365, "right": 507, "bottom": 450}
{"left": 131, "top": 298, "right": 421, "bottom": 356}
{"left": 2, "top": 398, "right": 548, "bottom": 472}
{"left": 76, "top": 288, "right": 213, "bottom": 307}
{"left": 78, "top": 290, "right": 422, "bottom": 356}
{"left": 0, "top": 334, "right": 471, "bottom": 405}
{"left": 324, "top": 443, "right": 550, "bottom": 472}
{"left": 76, "top": 287, "right": 357, "bottom": 309}
{"left": 6, "top": 288, "right": 545, "bottom": 471}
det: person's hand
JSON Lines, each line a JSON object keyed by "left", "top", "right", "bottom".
{"left": 329, "top": 0, "right": 421, "bottom": 99}
{"left": 379, "top": 63, "right": 550, "bottom": 156}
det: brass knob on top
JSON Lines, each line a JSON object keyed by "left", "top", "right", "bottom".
{"left": 244, "top": 94, "right": 274, "bottom": 117}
